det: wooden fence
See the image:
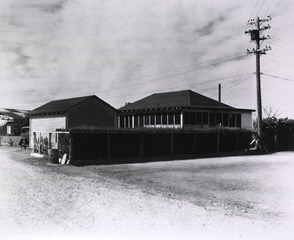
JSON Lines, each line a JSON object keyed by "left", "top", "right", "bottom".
{"left": 69, "top": 129, "right": 252, "bottom": 165}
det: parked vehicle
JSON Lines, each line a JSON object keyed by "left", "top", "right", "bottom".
{"left": 20, "top": 126, "right": 29, "bottom": 147}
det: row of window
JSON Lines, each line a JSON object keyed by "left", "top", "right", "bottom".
{"left": 119, "top": 111, "right": 242, "bottom": 128}
{"left": 119, "top": 112, "right": 181, "bottom": 128}
{"left": 183, "top": 112, "right": 241, "bottom": 128}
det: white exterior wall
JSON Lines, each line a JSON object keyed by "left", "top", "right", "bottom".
{"left": 29, "top": 116, "right": 66, "bottom": 148}
{"left": 241, "top": 113, "right": 253, "bottom": 130}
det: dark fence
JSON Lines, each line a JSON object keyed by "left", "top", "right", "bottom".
{"left": 69, "top": 128, "right": 252, "bottom": 166}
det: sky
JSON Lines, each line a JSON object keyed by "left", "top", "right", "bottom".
{"left": 1, "top": 0, "right": 294, "bottom": 118}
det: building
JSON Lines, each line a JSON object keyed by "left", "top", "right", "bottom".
{"left": 118, "top": 89, "right": 253, "bottom": 130}
{"left": 0, "top": 108, "right": 29, "bottom": 136}
{"left": 29, "top": 95, "right": 117, "bottom": 149}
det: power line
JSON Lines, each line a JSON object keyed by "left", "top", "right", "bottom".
{"left": 249, "top": 0, "right": 261, "bottom": 20}
{"left": 144, "top": 52, "right": 246, "bottom": 77}
{"left": 271, "top": 0, "right": 283, "bottom": 18}
{"left": 59, "top": 54, "right": 248, "bottom": 96}
{"left": 103, "top": 72, "right": 254, "bottom": 100}
{"left": 211, "top": 74, "right": 254, "bottom": 98}
{"left": 224, "top": 54, "right": 252, "bottom": 101}
{"left": 271, "top": 10, "right": 292, "bottom": 38}
{"left": 11, "top": 54, "right": 251, "bottom": 108}
{"left": 245, "top": 0, "right": 261, "bottom": 31}
{"left": 264, "top": 0, "right": 275, "bottom": 17}
{"left": 261, "top": 73, "right": 294, "bottom": 82}
{"left": 255, "top": 0, "right": 267, "bottom": 18}
{"left": 71, "top": 52, "right": 248, "bottom": 89}
{"left": 262, "top": 61, "right": 290, "bottom": 74}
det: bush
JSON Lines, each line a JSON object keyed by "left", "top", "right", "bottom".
{"left": 263, "top": 117, "right": 294, "bottom": 151}
{"left": 12, "top": 116, "right": 29, "bottom": 136}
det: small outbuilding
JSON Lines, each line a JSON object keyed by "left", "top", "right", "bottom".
{"left": 0, "top": 108, "right": 29, "bottom": 136}
{"left": 29, "top": 95, "right": 117, "bottom": 149}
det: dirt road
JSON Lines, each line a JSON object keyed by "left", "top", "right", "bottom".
{"left": 0, "top": 147, "right": 294, "bottom": 240}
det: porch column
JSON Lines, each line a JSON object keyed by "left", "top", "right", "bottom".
{"left": 180, "top": 112, "right": 184, "bottom": 128}
{"left": 132, "top": 115, "right": 135, "bottom": 128}
{"left": 173, "top": 113, "right": 176, "bottom": 128}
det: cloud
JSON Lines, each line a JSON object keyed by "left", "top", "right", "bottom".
{"left": 10, "top": 46, "right": 31, "bottom": 66}
{"left": 196, "top": 15, "right": 226, "bottom": 37}
{"left": 30, "top": 0, "right": 68, "bottom": 14}
{"left": 1, "top": 0, "right": 294, "bottom": 118}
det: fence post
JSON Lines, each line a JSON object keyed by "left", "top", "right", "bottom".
{"left": 170, "top": 133, "right": 174, "bottom": 157}
{"left": 193, "top": 133, "right": 197, "bottom": 155}
{"left": 69, "top": 132, "right": 74, "bottom": 163}
{"left": 140, "top": 133, "right": 144, "bottom": 160}
{"left": 107, "top": 131, "right": 110, "bottom": 161}
{"left": 236, "top": 131, "right": 239, "bottom": 151}
{"left": 217, "top": 131, "right": 220, "bottom": 153}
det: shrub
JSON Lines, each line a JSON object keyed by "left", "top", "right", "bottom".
{"left": 263, "top": 117, "right": 294, "bottom": 151}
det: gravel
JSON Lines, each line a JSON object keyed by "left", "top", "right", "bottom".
{"left": 1, "top": 147, "right": 294, "bottom": 240}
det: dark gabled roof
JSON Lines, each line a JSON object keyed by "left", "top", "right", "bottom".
{"left": 119, "top": 90, "right": 253, "bottom": 112}
{"left": 30, "top": 95, "right": 115, "bottom": 115}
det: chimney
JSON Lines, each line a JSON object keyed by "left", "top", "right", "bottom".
{"left": 218, "top": 83, "right": 221, "bottom": 102}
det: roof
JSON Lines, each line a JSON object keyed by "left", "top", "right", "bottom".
{"left": 0, "top": 108, "right": 29, "bottom": 119}
{"left": 30, "top": 95, "right": 115, "bottom": 115}
{"left": 119, "top": 89, "right": 253, "bottom": 112}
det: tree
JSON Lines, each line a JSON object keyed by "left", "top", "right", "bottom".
{"left": 262, "top": 117, "right": 294, "bottom": 151}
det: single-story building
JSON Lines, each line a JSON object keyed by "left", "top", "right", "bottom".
{"left": 118, "top": 89, "right": 254, "bottom": 130}
{"left": 0, "top": 108, "right": 29, "bottom": 136}
{"left": 29, "top": 95, "right": 117, "bottom": 149}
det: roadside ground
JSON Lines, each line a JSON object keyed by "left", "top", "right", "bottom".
{"left": 1, "top": 146, "right": 294, "bottom": 240}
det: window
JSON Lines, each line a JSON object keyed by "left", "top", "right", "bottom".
{"left": 190, "top": 112, "right": 196, "bottom": 125}
{"left": 183, "top": 112, "right": 190, "bottom": 124}
{"left": 216, "top": 113, "right": 222, "bottom": 126}
{"left": 229, "top": 114, "right": 236, "bottom": 127}
{"left": 203, "top": 112, "right": 208, "bottom": 124}
{"left": 196, "top": 112, "right": 203, "bottom": 124}
{"left": 7, "top": 125, "right": 11, "bottom": 135}
{"left": 175, "top": 112, "right": 181, "bottom": 124}
{"left": 125, "top": 116, "right": 130, "bottom": 128}
{"left": 156, "top": 114, "right": 161, "bottom": 125}
{"left": 168, "top": 113, "right": 174, "bottom": 125}
{"left": 119, "top": 116, "right": 124, "bottom": 128}
{"left": 162, "top": 113, "right": 167, "bottom": 125}
{"left": 139, "top": 115, "right": 144, "bottom": 127}
{"left": 134, "top": 115, "right": 139, "bottom": 127}
{"left": 129, "top": 116, "right": 133, "bottom": 128}
{"left": 209, "top": 113, "right": 216, "bottom": 126}
{"left": 145, "top": 114, "right": 150, "bottom": 125}
{"left": 150, "top": 114, "right": 155, "bottom": 125}
{"left": 223, "top": 113, "right": 228, "bottom": 127}
{"left": 237, "top": 114, "right": 241, "bottom": 128}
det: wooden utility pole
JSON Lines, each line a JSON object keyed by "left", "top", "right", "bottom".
{"left": 245, "top": 16, "right": 272, "bottom": 142}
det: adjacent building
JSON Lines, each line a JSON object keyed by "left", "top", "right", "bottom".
{"left": 0, "top": 108, "right": 29, "bottom": 136}
{"left": 29, "top": 95, "right": 117, "bottom": 149}
{"left": 118, "top": 89, "right": 253, "bottom": 130}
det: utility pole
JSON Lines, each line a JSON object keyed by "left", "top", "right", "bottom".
{"left": 245, "top": 16, "right": 272, "bottom": 144}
